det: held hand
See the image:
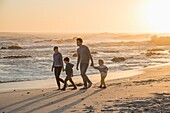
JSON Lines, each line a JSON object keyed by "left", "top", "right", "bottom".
{"left": 90, "top": 62, "right": 94, "bottom": 66}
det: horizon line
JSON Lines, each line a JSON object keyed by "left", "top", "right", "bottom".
{"left": 0, "top": 31, "right": 170, "bottom": 35}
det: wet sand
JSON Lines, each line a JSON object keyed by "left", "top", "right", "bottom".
{"left": 0, "top": 64, "right": 170, "bottom": 113}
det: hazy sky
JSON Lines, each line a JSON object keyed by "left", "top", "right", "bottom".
{"left": 0, "top": 0, "right": 170, "bottom": 33}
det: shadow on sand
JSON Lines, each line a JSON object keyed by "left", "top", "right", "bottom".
{"left": 111, "top": 93, "right": 170, "bottom": 112}
{"left": 49, "top": 89, "right": 103, "bottom": 113}
{"left": 22, "top": 89, "right": 103, "bottom": 113}
{"left": 0, "top": 90, "right": 70, "bottom": 112}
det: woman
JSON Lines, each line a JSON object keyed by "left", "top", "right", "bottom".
{"left": 51, "top": 46, "right": 64, "bottom": 90}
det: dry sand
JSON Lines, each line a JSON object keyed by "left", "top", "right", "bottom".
{"left": 0, "top": 64, "right": 170, "bottom": 113}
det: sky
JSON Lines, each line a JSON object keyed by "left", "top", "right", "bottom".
{"left": 0, "top": 0, "right": 170, "bottom": 33}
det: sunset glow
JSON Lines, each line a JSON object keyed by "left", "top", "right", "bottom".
{"left": 141, "top": 0, "right": 170, "bottom": 33}
{"left": 0, "top": 0, "right": 170, "bottom": 33}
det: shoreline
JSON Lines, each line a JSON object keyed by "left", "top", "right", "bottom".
{"left": 0, "top": 68, "right": 143, "bottom": 93}
{"left": 1, "top": 62, "right": 170, "bottom": 93}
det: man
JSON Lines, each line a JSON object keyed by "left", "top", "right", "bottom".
{"left": 76, "top": 38, "right": 94, "bottom": 89}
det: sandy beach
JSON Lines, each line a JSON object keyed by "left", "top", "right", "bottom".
{"left": 0, "top": 64, "right": 170, "bottom": 113}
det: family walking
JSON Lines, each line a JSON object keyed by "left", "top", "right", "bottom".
{"left": 51, "top": 38, "right": 108, "bottom": 90}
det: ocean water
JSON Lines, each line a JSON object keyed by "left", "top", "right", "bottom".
{"left": 0, "top": 32, "right": 170, "bottom": 83}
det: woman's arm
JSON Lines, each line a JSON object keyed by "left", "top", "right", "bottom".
{"left": 60, "top": 54, "right": 64, "bottom": 68}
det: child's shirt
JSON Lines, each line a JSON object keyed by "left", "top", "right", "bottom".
{"left": 65, "top": 63, "right": 74, "bottom": 75}
{"left": 95, "top": 65, "right": 108, "bottom": 77}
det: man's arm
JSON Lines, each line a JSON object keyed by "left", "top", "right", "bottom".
{"left": 87, "top": 47, "right": 94, "bottom": 66}
{"left": 76, "top": 52, "right": 80, "bottom": 70}
{"left": 51, "top": 64, "right": 54, "bottom": 72}
{"left": 90, "top": 55, "right": 94, "bottom": 66}
{"left": 51, "top": 55, "right": 54, "bottom": 72}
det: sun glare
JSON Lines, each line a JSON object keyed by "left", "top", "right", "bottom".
{"left": 142, "top": 0, "right": 170, "bottom": 33}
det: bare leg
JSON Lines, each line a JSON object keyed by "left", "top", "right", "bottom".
{"left": 80, "top": 63, "right": 89, "bottom": 88}
{"left": 101, "top": 76, "right": 106, "bottom": 88}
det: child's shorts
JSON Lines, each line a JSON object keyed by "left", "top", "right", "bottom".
{"left": 101, "top": 72, "right": 107, "bottom": 77}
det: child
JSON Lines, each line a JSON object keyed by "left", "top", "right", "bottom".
{"left": 61, "top": 57, "right": 77, "bottom": 90}
{"left": 93, "top": 59, "right": 108, "bottom": 88}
